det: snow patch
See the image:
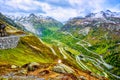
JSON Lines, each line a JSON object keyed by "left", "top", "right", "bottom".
{"left": 79, "top": 27, "right": 91, "bottom": 36}
{"left": 22, "top": 23, "right": 36, "bottom": 34}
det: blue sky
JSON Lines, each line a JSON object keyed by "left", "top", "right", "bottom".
{"left": 0, "top": 0, "right": 120, "bottom": 21}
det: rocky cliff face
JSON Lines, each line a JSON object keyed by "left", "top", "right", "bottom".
{"left": 0, "top": 36, "right": 19, "bottom": 49}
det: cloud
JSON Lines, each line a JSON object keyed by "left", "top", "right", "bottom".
{"left": 40, "top": 0, "right": 71, "bottom": 8}
{"left": 0, "top": 0, "right": 47, "bottom": 13}
{"left": 49, "top": 0, "right": 107, "bottom": 20}
{"left": 0, "top": 0, "right": 120, "bottom": 21}
{"left": 43, "top": 7, "right": 78, "bottom": 21}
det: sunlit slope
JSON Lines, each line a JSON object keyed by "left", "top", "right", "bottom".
{"left": 0, "top": 19, "right": 80, "bottom": 72}
{"left": 0, "top": 36, "right": 54, "bottom": 65}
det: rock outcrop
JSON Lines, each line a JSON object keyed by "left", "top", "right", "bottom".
{"left": 53, "top": 63, "right": 75, "bottom": 74}
{"left": 0, "top": 36, "right": 19, "bottom": 49}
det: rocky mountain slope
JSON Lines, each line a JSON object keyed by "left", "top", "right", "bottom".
{"left": 8, "top": 13, "right": 63, "bottom": 36}
{"left": 62, "top": 10, "right": 120, "bottom": 32}
{"left": 0, "top": 13, "right": 25, "bottom": 30}
{"left": 85, "top": 10, "right": 120, "bottom": 18}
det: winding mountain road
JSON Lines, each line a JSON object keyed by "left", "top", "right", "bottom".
{"left": 64, "top": 31, "right": 120, "bottom": 79}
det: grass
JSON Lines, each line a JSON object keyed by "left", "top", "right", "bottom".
{"left": 0, "top": 35, "right": 55, "bottom": 66}
{"left": 41, "top": 27, "right": 120, "bottom": 79}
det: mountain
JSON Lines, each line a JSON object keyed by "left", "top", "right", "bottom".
{"left": 8, "top": 13, "right": 63, "bottom": 36}
{"left": 0, "top": 13, "right": 55, "bottom": 67}
{"left": 1, "top": 10, "right": 120, "bottom": 79}
{"left": 0, "top": 13, "right": 103, "bottom": 80}
{"left": 62, "top": 10, "right": 120, "bottom": 34}
{"left": 42, "top": 10, "right": 120, "bottom": 79}
{"left": 0, "top": 13, "right": 26, "bottom": 31}
{"left": 85, "top": 10, "right": 120, "bottom": 18}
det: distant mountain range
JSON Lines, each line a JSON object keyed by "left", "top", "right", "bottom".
{"left": 0, "top": 12, "right": 25, "bottom": 30}
{"left": 85, "top": 10, "right": 120, "bottom": 18}
{"left": 6, "top": 10, "right": 120, "bottom": 36}
{"left": 62, "top": 10, "right": 120, "bottom": 33}
{"left": 7, "top": 13, "right": 63, "bottom": 36}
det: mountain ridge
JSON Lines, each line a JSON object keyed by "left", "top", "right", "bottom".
{"left": 7, "top": 13, "right": 63, "bottom": 36}
{"left": 62, "top": 10, "right": 120, "bottom": 32}
{"left": 85, "top": 10, "right": 120, "bottom": 18}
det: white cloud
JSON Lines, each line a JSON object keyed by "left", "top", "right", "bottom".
{"left": 5, "top": 0, "right": 36, "bottom": 11}
{"left": 43, "top": 7, "right": 78, "bottom": 21}
{"left": 4, "top": 12, "right": 29, "bottom": 17}
{"left": 40, "top": 0, "right": 107, "bottom": 21}
{"left": 68, "top": 0, "right": 106, "bottom": 12}
{"left": 0, "top": 0, "right": 120, "bottom": 21}
{"left": 88, "top": 0, "right": 106, "bottom": 12}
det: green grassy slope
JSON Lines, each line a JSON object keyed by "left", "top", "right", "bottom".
{"left": 0, "top": 35, "right": 55, "bottom": 66}
{"left": 41, "top": 28, "right": 120, "bottom": 79}
{"left": 0, "top": 19, "right": 56, "bottom": 66}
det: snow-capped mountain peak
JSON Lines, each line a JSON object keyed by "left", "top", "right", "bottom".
{"left": 85, "top": 10, "right": 120, "bottom": 18}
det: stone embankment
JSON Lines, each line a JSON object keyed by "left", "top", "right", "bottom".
{"left": 0, "top": 36, "right": 20, "bottom": 49}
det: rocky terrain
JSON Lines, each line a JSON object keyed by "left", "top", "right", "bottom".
{"left": 0, "top": 36, "right": 19, "bottom": 49}
{"left": 0, "top": 13, "right": 25, "bottom": 30}
{"left": 0, "top": 62, "right": 105, "bottom": 80}
{"left": 62, "top": 10, "right": 120, "bottom": 33}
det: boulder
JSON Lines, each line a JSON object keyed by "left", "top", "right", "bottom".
{"left": 39, "top": 70, "right": 50, "bottom": 76}
{"left": 11, "top": 65, "right": 18, "bottom": 69}
{"left": 27, "top": 62, "right": 40, "bottom": 71}
{"left": 78, "top": 76, "right": 87, "bottom": 80}
{"left": 53, "top": 63, "right": 75, "bottom": 74}
{"left": 18, "top": 69, "right": 28, "bottom": 75}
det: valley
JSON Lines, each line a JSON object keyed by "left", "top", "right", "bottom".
{"left": 40, "top": 10, "right": 120, "bottom": 79}
{"left": 0, "top": 10, "right": 120, "bottom": 80}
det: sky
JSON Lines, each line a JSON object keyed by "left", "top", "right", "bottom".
{"left": 0, "top": 0, "right": 120, "bottom": 21}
